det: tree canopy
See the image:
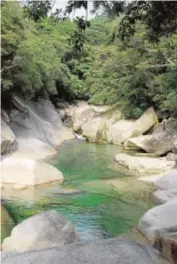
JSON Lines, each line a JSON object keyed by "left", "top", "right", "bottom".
{"left": 1, "top": 0, "right": 177, "bottom": 119}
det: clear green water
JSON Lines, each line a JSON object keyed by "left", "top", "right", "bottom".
{"left": 2, "top": 139, "right": 156, "bottom": 241}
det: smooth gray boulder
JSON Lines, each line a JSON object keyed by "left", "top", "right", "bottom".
{"left": 153, "top": 230, "right": 177, "bottom": 264}
{"left": 2, "top": 210, "right": 79, "bottom": 252}
{"left": 82, "top": 104, "right": 123, "bottom": 143}
{"left": 12, "top": 138, "right": 57, "bottom": 160}
{"left": 72, "top": 101, "right": 108, "bottom": 133}
{"left": 1, "top": 238, "right": 169, "bottom": 264}
{"left": 166, "top": 152, "right": 177, "bottom": 163}
{"left": 1, "top": 120, "right": 16, "bottom": 155}
{"left": 108, "top": 120, "right": 134, "bottom": 145}
{"left": 72, "top": 105, "right": 96, "bottom": 133}
{"left": 9, "top": 96, "right": 74, "bottom": 148}
{"left": 138, "top": 199, "right": 177, "bottom": 244}
{"left": 155, "top": 170, "right": 177, "bottom": 190}
{"left": 124, "top": 120, "right": 177, "bottom": 155}
{"left": 121, "top": 107, "right": 158, "bottom": 143}
{"left": 154, "top": 189, "right": 177, "bottom": 204}
{"left": 115, "top": 153, "right": 175, "bottom": 175}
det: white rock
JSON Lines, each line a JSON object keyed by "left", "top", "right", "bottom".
{"left": 10, "top": 96, "right": 74, "bottom": 148}
{"left": 125, "top": 120, "right": 177, "bottom": 155}
{"left": 72, "top": 102, "right": 96, "bottom": 132}
{"left": 124, "top": 135, "right": 153, "bottom": 151}
{"left": 108, "top": 120, "right": 134, "bottom": 145}
{"left": 115, "top": 153, "right": 175, "bottom": 175}
{"left": 1, "top": 238, "right": 169, "bottom": 264}
{"left": 82, "top": 117, "right": 102, "bottom": 142}
{"left": 13, "top": 138, "right": 57, "bottom": 160}
{"left": 1, "top": 120, "right": 16, "bottom": 154}
{"left": 155, "top": 170, "right": 177, "bottom": 190}
{"left": 154, "top": 188, "right": 177, "bottom": 204}
{"left": 1, "top": 157, "right": 64, "bottom": 186}
{"left": 138, "top": 199, "right": 177, "bottom": 243}
{"left": 82, "top": 106, "right": 123, "bottom": 143}
{"left": 121, "top": 107, "right": 158, "bottom": 143}
{"left": 2, "top": 210, "right": 80, "bottom": 252}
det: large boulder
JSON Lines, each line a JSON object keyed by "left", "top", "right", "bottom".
{"left": 138, "top": 199, "right": 177, "bottom": 244}
{"left": 1, "top": 120, "right": 16, "bottom": 155}
{"left": 154, "top": 188, "right": 177, "bottom": 204}
{"left": 155, "top": 170, "right": 177, "bottom": 190}
{"left": 107, "top": 120, "right": 134, "bottom": 145}
{"left": 12, "top": 138, "right": 57, "bottom": 160}
{"left": 153, "top": 230, "right": 177, "bottom": 264}
{"left": 72, "top": 104, "right": 96, "bottom": 133}
{"left": 124, "top": 119, "right": 177, "bottom": 155}
{"left": 166, "top": 152, "right": 177, "bottom": 163}
{"left": 1, "top": 204, "right": 14, "bottom": 242}
{"left": 124, "top": 135, "right": 152, "bottom": 151}
{"left": 72, "top": 101, "right": 108, "bottom": 133}
{"left": 121, "top": 107, "right": 158, "bottom": 143}
{"left": 82, "top": 117, "right": 102, "bottom": 142}
{"left": 1, "top": 157, "right": 64, "bottom": 186}
{"left": 2, "top": 238, "right": 168, "bottom": 264}
{"left": 115, "top": 153, "right": 175, "bottom": 175}
{"left": 172, "top": 141, "right": 177, "bottom": 154}
{"left": 2, "top": 210, "right": 80, "bottom": 252}
{"left": 82, "top": 105, "right": 123, "bottom": 143}
{"left": 9, "top": 96, "right": 74, "bottom": 148}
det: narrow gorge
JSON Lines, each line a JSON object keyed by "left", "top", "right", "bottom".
{"left": 1, "top": 1, "right": 177, "bottom": 263}
{"left": 1, "top": 98, "right": 177, "bottom": 263}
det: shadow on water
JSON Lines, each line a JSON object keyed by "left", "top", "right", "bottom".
{"left": 2, "top": 139, "right": 156, "bottom": 241}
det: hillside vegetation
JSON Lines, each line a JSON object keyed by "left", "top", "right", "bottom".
{"left": 1, "top": 1, "right": 177, "bottom": 118}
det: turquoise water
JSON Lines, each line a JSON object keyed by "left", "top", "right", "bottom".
{"left": 2, "top": 139, "right": 155, "bottom": 241}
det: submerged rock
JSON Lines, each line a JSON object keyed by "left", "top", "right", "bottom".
{"left": 2, "top": 238, "right": 168, "bottom": 264}
{"left": 1, "top": 204, "right": 15, "bottom": 242}
{"left": 2, "top": 210, "right": 80, "bottom": 252}
{"left": 115, "top": 153, "right": 175, "bottom": 175}
{"left": 1, "top": 157, "right": 64, "bottom": 186}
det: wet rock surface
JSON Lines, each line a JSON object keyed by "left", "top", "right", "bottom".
{"left": 2, "top": 238, "right": 169, "bottom": 264}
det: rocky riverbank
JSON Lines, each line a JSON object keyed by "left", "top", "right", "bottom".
{"left": 1, "top": 99, "right": 177, "bottom": 263}
{"left": 58, "top": 100, "right": 177, "bottom": 262}
{"left": 1, "top": 96, "right": 75, "bottom": 189}
{"left": 1, "top": 210, "right": 169, "bottom": 264}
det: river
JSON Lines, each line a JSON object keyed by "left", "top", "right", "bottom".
{"left": 2, "top": 139, "right": 156, "bottom": 241}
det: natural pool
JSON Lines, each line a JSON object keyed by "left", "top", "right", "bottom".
{"left": 2, "top": 139, "right": 156, "bottom": 241}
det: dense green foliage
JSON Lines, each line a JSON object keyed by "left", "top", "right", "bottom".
{"left": 25, "top": 0, "right": 52, "bottom": 22}
{"left": 1, "top": 1, "right": 177, "bottom": 119}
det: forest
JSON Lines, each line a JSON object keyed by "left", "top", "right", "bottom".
{"left": 1, "top": 0, "right": 177, "bottom": 119}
